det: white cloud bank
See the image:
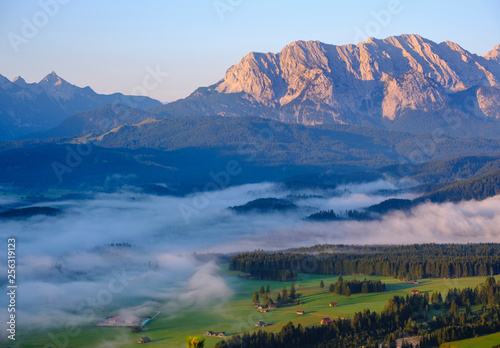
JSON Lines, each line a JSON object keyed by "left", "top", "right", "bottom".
{"left": 0, "top": 181, "right": 498, "bottom": 342}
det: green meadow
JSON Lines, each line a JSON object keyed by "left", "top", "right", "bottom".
{"left": 18, "top": 265, "right": 489, "bottom": 348}
{"left": 441, "top": 331, "right": 500, "bottom": 348}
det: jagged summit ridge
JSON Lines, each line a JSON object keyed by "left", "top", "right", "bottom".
{"left": 12, "top": 76, "right": 26, "bottom": 85}
{"left": 0, "top": 72, "right": 162, "bottom": 140}
{"left": 154, "top": 34, "right": 500, "bottom": 131}
{"left": 40, "top": 71, "right": 64, "bottom": 85}
{"left": 38, "top": 71, "right": 77, "bottom": 100}
{"left": 217, "top": 34, "right": 498, "bottom": 103}
{"left": 485, "top": 44, "right": 500, "bottom": 63}
{"left": 39, "top": 71, "right": 74, "bottom": 89}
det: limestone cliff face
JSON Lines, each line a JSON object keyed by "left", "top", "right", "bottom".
{"left": 382, "top": 70, "right": 448, "bottom": 120}
{"left": 477, "top": 86, "right": 500, "bottom": 119}
{"left": 155, "top": 34, "right": 500, "bottom": 135}
{"left": 485, "top": 44, "right": 500, "bottom": 63}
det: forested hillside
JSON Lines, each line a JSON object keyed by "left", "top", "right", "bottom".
{"left": 230, "top": 244, "right": 500, "bottom": 280}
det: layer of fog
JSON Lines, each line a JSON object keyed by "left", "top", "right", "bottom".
{"left": 1, "top": 179, "right": 499, "bottom": 343}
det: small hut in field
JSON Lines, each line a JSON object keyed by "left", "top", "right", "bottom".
{"left": 137, "top": 337, "right": 151, "bottom": 344}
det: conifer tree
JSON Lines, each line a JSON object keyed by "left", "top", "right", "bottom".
{"left": 252, "top": 292, "right": 259, "bottom": 303}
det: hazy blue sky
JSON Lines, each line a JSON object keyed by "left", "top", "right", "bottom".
{"left": 1, "top": 0, "right": 499, "bottom": 102}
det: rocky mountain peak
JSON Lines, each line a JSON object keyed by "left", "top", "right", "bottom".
{"left": 40, "top": 71, "right": 67, "bottom": 86}
{"left": 214, "top": 35, "right": 499, "bottom": 106}
{"left": 12, "top": 76, "right": 27, "bottom": 85}
{"left": 485, "top": 44, "right": 500, "bottom": 63}
{"left": 154, "top": 35, "right": 500, "bottom": 136}
{"left": 37, "top": 71, "right": 79, "bottom": 102}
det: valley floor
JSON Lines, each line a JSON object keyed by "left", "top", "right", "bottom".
{"left": 16, "top": 266, "right": 492, "bottom": 348}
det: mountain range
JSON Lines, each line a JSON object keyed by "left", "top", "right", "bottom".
{"left": 0, "top": 72, "right": 161, "bottom": 140}
{"left": 2, "top": 34, "right": 500, "bottom": 142}
{"left": 1, "top": 34, "right": 500, "bottom": 195}
{"left": 151, "top": 34, "right": 500, "bottom": 137}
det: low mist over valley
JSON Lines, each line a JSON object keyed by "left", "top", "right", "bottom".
{"left": 2, "top": 177, "right": 500, "bottom": 343}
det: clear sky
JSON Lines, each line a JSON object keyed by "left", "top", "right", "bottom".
{"left": 0, "top": 0, "right": 499, "bottom": 102}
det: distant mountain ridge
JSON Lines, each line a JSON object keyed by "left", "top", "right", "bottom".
{"left": 3, "top": 116, "right": 500, "bottom": 193}
{"left": 0, "top": 72, "right": 161, "bottom": 140}
{"left": 24, "top": 104, "right": 155, "bottom": 140}
{"left": 93, "top": 115, "right": 500, "bottom": 167}
{"left": 152, "top": 34, "right": 500, "bottom": 137}
{"left": 3, "top": 35, "right": 500, "bottom": 142}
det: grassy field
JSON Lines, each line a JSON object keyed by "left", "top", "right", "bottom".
{"left": 17, "top": 265, "right": 489, "bottom": 348}
{"left": 441, "top": 331, "right": 500, "bottom": 348}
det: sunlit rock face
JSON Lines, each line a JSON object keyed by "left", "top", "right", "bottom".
{"left": 156, "top": 34, "right": 500, "bottom": 135}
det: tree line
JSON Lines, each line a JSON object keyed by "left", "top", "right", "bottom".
{"left": 230, "top": 244, "right": 500, "bottom": 281}
{"left": 304, "top": 209, "right": 371, "bottom": 221}
{"left": 328, "top": 275, "right": 385, "bottom": 296}
{"left": 253, "top": 283, "right": 299, "bottom": 306}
